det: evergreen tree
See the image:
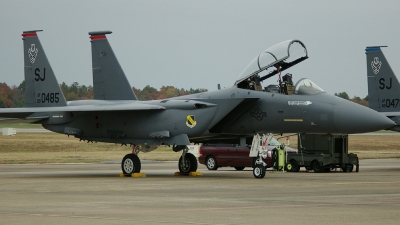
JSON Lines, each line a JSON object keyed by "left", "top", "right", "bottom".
{"left": 334, "top": 92, "right": 350, "bottom": 100}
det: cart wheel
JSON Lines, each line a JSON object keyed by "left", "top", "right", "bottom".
{"left": 253, "top": 164, "right": 266, "bottom": 179}
{"left": 289, "top": 160, "right": 300, "bottom": 172}
{"left": 312, "top": 160, "right": 324, "bottom": 173}
{"left": 285, "top": 163, "right": 292, "bottom": 171}
{"left": 342, "top": 164, "right": 353, "bottom": 173}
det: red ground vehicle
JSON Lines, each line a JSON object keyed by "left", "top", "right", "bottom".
{"left": 198, "top": 138, "right": 297, "bottom": 170}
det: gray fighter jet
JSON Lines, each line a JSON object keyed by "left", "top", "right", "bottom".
{"left": 0, "top": 30, "right": 394, "bottom": 177}
{"left": 366, "top": 46, "right": 400, "bottom": 131}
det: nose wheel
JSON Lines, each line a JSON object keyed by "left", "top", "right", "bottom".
{"left": 253, "top": 164, "right": 266, "bottom": 179}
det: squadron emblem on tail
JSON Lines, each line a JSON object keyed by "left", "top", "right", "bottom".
{"left": 371, "top": 57, "right": 382, "bottom": 74}
{"left": 28, "top": 44, "right": 38, "bottom": 64}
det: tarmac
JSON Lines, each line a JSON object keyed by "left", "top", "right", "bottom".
{"left": 0, "top": 159, "right": 399, "bottom": 225}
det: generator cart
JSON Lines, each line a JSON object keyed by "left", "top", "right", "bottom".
{"left": 286, "top": 134, "right": 359, "bottom": 173}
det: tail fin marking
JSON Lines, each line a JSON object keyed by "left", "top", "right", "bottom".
{"left": 22, "top": 30, "right": 67, "bottom": 107}
{"left": 366, "top": 46, "right": 400, "bottom": 112}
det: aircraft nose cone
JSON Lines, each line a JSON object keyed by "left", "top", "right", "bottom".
{"left": 334, "top": 100, "right": 395, "bottom": 133}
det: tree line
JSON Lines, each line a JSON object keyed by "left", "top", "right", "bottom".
{"left": 0, "top": 81, "right": 208, "bottom": 107}
{"left": 334, "top": 92, "right": 369, "bottom": 107}
{"left": 0, "top": 81, "right": 366, "bottom": 108}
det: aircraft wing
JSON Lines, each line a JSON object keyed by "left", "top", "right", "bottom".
{"left": 0, "top": 102, "right": 165, "bottom": 123}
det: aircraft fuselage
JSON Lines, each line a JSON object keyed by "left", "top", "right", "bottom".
{"left": 42, "top": 86, "right": 392, "bottom": 145}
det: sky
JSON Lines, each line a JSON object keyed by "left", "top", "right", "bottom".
{"left": 0, "top": 0, "right": 399, "bottom": 98}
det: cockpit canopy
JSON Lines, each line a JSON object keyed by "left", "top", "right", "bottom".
{"left": 235, "top": 40, "right": 308, "bottom": 85}
{"left": 234, "top": 40, "right": 324, "bottom": 96}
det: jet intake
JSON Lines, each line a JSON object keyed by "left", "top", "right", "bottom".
{"left": 194, "top": 103, "right": 208, "bottom": 109}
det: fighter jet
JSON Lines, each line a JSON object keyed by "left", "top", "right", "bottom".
{"left": 366, "top": 46, "right": 400, "bottom": 131}
{"left": 0, "top": 30, "right": 394, "bottom": 177}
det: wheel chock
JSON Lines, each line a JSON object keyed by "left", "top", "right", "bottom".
{"left": 119, "top": 172, "right": 146, "bottom": 177}
{"left": 189, "top": 171, "right": 202, "bottom": 176}
{"left": 174, "top": 172, "right": 202, "bottom": 176}
{"left": 131, "top": 173, "right": 146, "bottom": 178}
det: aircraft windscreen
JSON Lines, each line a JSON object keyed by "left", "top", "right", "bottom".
{"left": 294, "top": 78, "right": 324, "bottom": 95}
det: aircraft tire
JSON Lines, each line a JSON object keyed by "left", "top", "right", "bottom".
{"left": 121, "top": 154, "right": 141, "bottom": 176}
{"left": 253, "top": 164, "right": 266, "bottom": 179}
{"left": 206, "top": 156, "right": 218, "bottom": 170}
{"left": 179, "top": 153, "right": 198, "bottom": 175}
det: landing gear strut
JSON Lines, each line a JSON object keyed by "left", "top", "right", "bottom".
{"left": 250, "top": 134, "right": 272, "bottom": 179}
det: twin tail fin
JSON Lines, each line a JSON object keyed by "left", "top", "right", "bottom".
{"left": 22, "top": 30, "right": 67, "bottom": 107}
{"left": 366, "top": 46, "right": 400, "bottom": 112}
{"left": 89, "top": 31, "right": 137, "bottom": 100}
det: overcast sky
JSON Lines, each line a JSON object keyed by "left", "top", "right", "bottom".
{"left": 1, "top": 0, "right": 399, "bottom": 98}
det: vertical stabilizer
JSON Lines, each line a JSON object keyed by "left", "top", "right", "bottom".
{"left": 22, "top": 30, "right": 67, "bottom": 107}
{"left": 366, "top": 46, "right": 400, "bottom": 112}
{"left": 89, "top": 31, "right": 137, "bottom": 100}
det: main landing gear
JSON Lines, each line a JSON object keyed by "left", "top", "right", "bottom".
{"left": 121, "top": 145, "right": 142, "bottom": 177}
{"left": 121, "top": 145, "right": 199, "bottom": 177}
{"left": 121, "top": 153, "right": 141, "bottom": 176}
{"left": 174, "top": 145, "right": 198, "bottom": 175}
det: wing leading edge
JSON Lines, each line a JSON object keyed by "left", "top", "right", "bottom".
{"left": 0, "top": 102, "right": 165, "bottom": 123}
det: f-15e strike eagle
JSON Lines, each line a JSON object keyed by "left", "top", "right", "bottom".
{"left": 0, "top": 30, "right": 394, "bottom": 177}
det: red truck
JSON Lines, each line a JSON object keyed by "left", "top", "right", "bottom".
{"left": 198, "top": 138, "right": 297, "bottom": 170}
